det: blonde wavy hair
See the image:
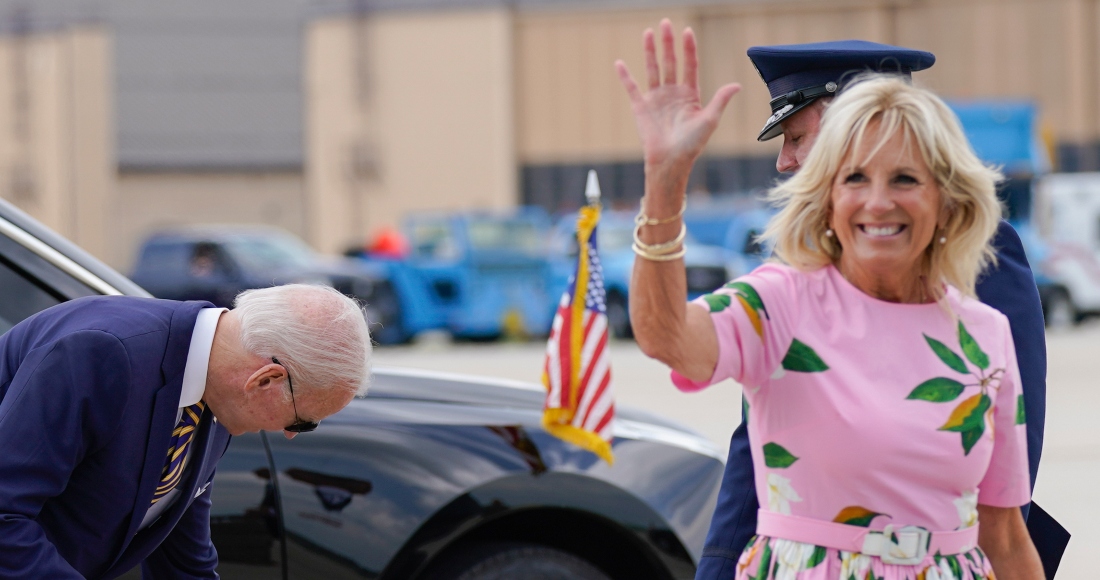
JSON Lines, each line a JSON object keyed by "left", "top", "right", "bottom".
{"left": 760, "top": 74, "right": 1004, "bottom": 300}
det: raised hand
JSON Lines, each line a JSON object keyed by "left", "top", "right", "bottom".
{"left": 620, "top": 20, "right": 729, "bottom": 382}
{"left": 615, "top": 19, "right": 741, "bottom": 180}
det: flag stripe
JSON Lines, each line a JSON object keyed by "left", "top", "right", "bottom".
{"left": 575, "top": 330, "right": 609, "bottom": 426}
{"left": 581, "top": 369, "right": 612, "bottom": 431}
{"left": 577, "top": 314, "right": 606, "bottom": 399}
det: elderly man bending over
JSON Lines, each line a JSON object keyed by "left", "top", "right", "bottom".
{"left": 0, "top": 284, "right": 371, "bottom": 579}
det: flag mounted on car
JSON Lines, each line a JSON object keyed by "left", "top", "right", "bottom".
{"left": 542, "top": 170, "right": 615, "bottom": 465}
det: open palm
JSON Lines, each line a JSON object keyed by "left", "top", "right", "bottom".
{"left": 615, "top": 20, "right": 741, "bottom": 173}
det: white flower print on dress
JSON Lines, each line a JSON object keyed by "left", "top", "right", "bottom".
{"left": 770, "top": 538, "right": 827, "bottom": 580}
{"left": 838, "top": 551, "right": 872, "bottom": 580}
{"left": 923, "top": 557, "right": 961, "bottom": 580}
{"left": 953, "top": 490, "right": 978, "bottom": 529}
{"left": 766, "top": 472, "right": 802, "bottom": 515}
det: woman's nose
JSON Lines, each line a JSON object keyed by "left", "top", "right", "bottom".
{"left": 864, "top": 180, "right": 895, "bottom": 212}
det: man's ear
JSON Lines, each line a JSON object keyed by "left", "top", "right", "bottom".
{"left": 244, "top": 363, "right": 285, "bottom": 394}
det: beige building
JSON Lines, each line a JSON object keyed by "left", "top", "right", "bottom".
{"left": 2, "top": 0, "right": 1099, "bottom": 264}
{"left": 305, "top": 9, "right": 516, "bottom": 254}
{"left": 307, "top": 0, "right": 1100, "bottom": 253}
{"left": 0, "top": 24, "right": 114, "bottom": 261}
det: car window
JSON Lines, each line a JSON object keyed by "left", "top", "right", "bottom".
{"left": 135, "top": 243, "right": 192, "bottom": 277}
{"left": 467, "top": 219, "right": 545, "bottom": 255}
{"left": 0, "top": 255, "right": 63, "bottom": 334}
{"left": 409, "top": 222, "right": 458, "bottom": 259}
{"left": 223, "top": 235, "right": 316, "bottom": 271}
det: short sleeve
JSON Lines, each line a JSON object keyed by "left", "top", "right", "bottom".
{"left": 977, "top": 315, "right": 1031, "bottom": 507}
{"left": 671, "top": 264, "right": 802, "bottom": 391}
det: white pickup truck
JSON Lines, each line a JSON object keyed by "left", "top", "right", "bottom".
{"left": 1030, "top": 173, "right": 1100, "bottom": 326}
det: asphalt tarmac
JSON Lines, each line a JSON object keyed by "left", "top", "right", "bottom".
{"left": 375, "top": 323, "right": 1100, "bottom": 579}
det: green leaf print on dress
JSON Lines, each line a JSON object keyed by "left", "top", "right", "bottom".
{"left": 923, "top": 335, "right": 969, "bottom": 374}
{"left": 957, "top": 320, "right": 990, "bottom": 369}
{"left": 762, "top": 442, "right": 799, "bottom": 468}
{"left": 762, "top": 441, "right": 802, "bottom": 515}
{"left": 805, "top": 546, "right": 827, "bottom": 568}
{"left": 906, "top": 377, "right": 965, "bottom": 402}
{"left": 728, "top": 281, "right": 770, "bottom": 338}
{"left": 908, "top": 321, "right": 1007, "bottom": 455}
{"left": 780, "top": 339, "right": 829, "bottom": 372}
{"left": 700, "top": 281, "right": 771, "bottom": 338}
{"left": 832, "top": 506, "right": 888, "bottom": 527}
{"left": 1016, "top": 394, "right": 1026, "bottom": 425}
{"left": 703, "top": 293, "right": 732, "bottom": 313}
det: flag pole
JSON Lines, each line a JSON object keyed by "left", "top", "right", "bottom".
{"left": 585, "top": 169, "right": 601, "bottom": 207}
{"left": 540, "top": 169, "right": 615, "bottom": 465}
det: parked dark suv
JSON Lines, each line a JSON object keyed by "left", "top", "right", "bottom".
{"left": 131, "top": 227, "right": 401, "bottom": 344}
{"left": 0, "top": 198, "right": 723, "bottom": 579}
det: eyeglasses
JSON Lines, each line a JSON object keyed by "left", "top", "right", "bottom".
{"left": 272, "top": 357, "right": 319, "bottom": 433}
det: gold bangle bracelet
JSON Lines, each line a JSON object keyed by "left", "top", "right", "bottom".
{"left": 635, "top": 197, "right": 687, "bottom": 226}
{"left": 633, "top": 222, "right": 686, "bottom": 254}
{"left": 632, "top": 242, "right": 687, "bottom": 261}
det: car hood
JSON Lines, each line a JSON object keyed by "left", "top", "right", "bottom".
{"left": 364, "top": 366, "right": 723, "bottom": 461}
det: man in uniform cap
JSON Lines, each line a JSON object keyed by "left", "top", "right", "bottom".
{"left": 694, "top": 39, "right": 1069, "bottom": 580}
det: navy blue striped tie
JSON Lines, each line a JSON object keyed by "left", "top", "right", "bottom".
{"left": 151, "top": 401, "right": 205, "bottom": 506}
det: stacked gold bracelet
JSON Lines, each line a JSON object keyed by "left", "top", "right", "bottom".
{"left": 632, "top": 198, "right": 687, "bottom": 261}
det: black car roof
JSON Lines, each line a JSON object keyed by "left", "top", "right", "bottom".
{"left": 0, "top": 198, "right": 150, "bottom": 297}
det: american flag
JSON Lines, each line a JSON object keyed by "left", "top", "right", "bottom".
{"left": 542, "top": 203, "right": 615, "bottom": 464}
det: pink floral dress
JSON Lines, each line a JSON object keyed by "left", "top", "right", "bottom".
{"left": 673, "top": 264, "right": 1030, "bottom": 580}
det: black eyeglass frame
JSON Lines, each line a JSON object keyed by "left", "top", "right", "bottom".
{"left": 272, "top": 357, "right": 319, "bottom": 433}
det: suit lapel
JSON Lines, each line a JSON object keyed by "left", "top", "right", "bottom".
{"left": 112, "top": 301, "right": 205, "bottom": 563}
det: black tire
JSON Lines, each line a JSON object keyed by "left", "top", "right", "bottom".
{"left": 606, "top": 292, "right": 632, "bottom": 339}
{"left": 366, "top": 282, "right": 408, "bottom": 345}
{"left": 425, "top": 542, "right": 611, "bottom": 580}
{"left": 1041, "top": 287, "right": 1076, "bottom": 330}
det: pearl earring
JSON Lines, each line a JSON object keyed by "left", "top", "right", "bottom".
{"left": 939, "top": 235, "right": 947, "bottom": 244}
{"left": 825, "top": 229, "right": 834, "bottom": 238}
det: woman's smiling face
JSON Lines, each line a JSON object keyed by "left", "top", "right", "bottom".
{"left": 829, "top": 122, "right": 944, "bottom": 299}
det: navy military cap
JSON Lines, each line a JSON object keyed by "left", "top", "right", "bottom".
{"left": 747, "top": 40, "right": 935, "bottom": 141}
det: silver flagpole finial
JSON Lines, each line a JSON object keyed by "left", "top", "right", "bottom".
{"left": 585, "top": 169, "right": 601, "bottom": 205}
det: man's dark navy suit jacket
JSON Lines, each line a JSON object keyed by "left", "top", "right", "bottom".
{"left": 0, "top": 296, "right": 232, "bottom": 579}
{"left": 695, "top": 221, "right": 1069, "bottom": 579}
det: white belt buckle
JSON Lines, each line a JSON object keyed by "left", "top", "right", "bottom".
{"left": 861, "top": 525, "right": 930, "bottom": 565}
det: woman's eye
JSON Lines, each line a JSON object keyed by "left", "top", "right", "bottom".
{"left": 894, "top": 174, "right": 918, "bottom": 185}
{"left": 843, "top": 172, "right": 866, "bottom": 183}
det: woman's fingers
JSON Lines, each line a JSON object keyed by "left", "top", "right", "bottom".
{"left": 615, "top": 60, "right": 644, "bottom": 104}
{"left": 704, "top": 82, "right": 743, "bottom": 121}
{"left": 682, "top": 27, "right": 699, "bottom": 92}
{"left": 643, "top": 29, "right": 660, "bottom": 90}
{"left": 660, "top": 19, "right": 678, "bottom": 86}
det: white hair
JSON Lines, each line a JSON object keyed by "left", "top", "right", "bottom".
{"left": 234, "top": 284, "right": 372, "bottom": 398}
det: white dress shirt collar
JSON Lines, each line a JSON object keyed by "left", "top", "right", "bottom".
{"left": 179, "top": 308, "right": 226, "bottom": 407}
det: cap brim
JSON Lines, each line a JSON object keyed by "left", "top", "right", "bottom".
{"left": 757, "top": 98, "right": 817, "bottom": 141}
